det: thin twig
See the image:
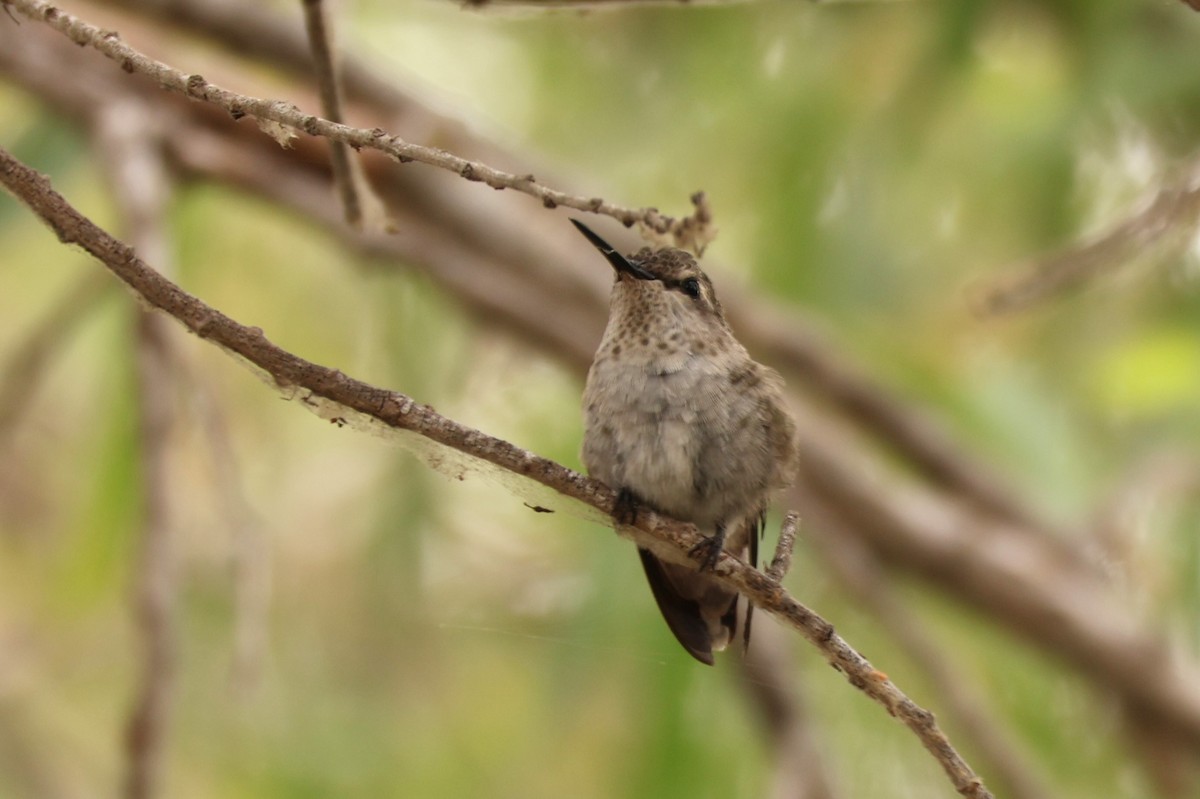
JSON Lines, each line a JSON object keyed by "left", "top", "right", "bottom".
{"left": 976, "top": 155, "right": 1200, "bottom": 315}
{"left": 97, "top": 0, "right": 439, "bottom": 115}
{"left": 0, "top": 144, "right": 994, "bottom": 799}
{"left": 7, "top": 0, "right": 714, "bottom": 250}
{"left": 299, "top": 0, "right": 361, "bottom": 227}
{"left": 801, "top": 489, "right": 1055, "bottom": 799}
{"left": 744, "top": 508, "right": 798, "bottom": 652}
{"left": 786, "top": 402, "right": 1200, "bottom": 755}
{"left": 766, "top": 510, "right": 799, "bottom": 583}
{"left": 741, "top": 519, "right": 837, "bottom": 799}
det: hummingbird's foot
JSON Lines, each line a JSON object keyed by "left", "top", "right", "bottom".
{"left": 688, "top": 523, "right": 728, "bottom": 573}
{"left": 613, "top": 488, "right": 641, "bottom": 526}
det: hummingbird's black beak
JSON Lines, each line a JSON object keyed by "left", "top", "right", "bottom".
{"left": 571, "top": 219, "right": 656, "bottom": 281}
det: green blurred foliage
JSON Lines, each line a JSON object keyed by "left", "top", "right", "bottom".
{"left": 3, "top": 1, "right": 1200, "bottom": 797}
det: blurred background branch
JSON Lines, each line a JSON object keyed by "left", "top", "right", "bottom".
{"left": 977, "top": 156, "right": 1200, "bottom": 315}
{"left": 299, "top": 0, "right": 364, "bottom": 229}
{"left": 3, "top": 0, "right": 1200, "bottom": 797}
{"left": 91, "top": 96, "right": 179, "bottom": 799}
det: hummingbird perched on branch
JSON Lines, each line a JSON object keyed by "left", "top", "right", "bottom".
{"left": 573, "top": 219, "right": 798, "bottom": 665}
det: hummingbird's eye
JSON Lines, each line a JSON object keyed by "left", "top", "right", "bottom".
{"left": 681, "top": 278, "right": 701, "bottom": 299}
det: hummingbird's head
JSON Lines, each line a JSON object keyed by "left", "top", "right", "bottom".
{"left": 571, "top": 219, "right": 724, "bottom": 322}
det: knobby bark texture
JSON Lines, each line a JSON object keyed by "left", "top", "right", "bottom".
{"left": 6, "top": 0, "right": 715, "bottom": 250}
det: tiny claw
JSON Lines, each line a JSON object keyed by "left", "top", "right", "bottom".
{"left": 688, "top": 537, "right": 722, "bottom": 572}
{"left": 688, "top": 522, "right": 728, "bottom": 573}
{"left": 613, "top": 488, "right": 640, "bottom": 526}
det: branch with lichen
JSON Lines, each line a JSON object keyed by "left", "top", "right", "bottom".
{"left": 4, "top": 0, "right": 714, "bottom": 251}
{"left": 0, "top": 143, "right": 993, "bottom": 799}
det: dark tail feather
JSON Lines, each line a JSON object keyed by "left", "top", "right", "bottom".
{"left": 742, "top": 509, "right": 767, "bottom": 652}
{"left": 638, "top": 548, "right": 725, "bottom": 665}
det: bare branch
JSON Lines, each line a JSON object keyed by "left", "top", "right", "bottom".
{"left": 766, "top": 510, "right": 799, "bottom": 583}
{"left": 976, "top": 155, "right": 1200, "bottom": 315}
{"left": 0, "top": 144, "right": 995, "bottom": 799}
{"left": 802, "top": 491, "right": 1055, "bottom": 799}
{"left": 6, "top": 0, "right": 714, "bottom": 250}
{"left": 96, "top": 0, "right": 443, "bottom": 114}
{"left": 785, "top": 405, "right": 1200, "bottom": 754}
{"left": 299, "top": 0, "right": 361, "bottom": 227}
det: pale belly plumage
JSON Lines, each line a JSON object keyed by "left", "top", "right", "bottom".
{"left": 582, "top": 352, "right": 778, "bottom": 530}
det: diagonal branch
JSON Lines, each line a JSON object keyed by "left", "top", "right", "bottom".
{"left": 976, "top": 155, "right": 1200, "bottom": 315}
{"left": 0, "top": 144, "right": 994, "bottom": 799}
{"left": 801, "top": 493, "right": 1054, "bottom": 799}
{"left": 6, "top": 0, "right": 714, "bottom": 250}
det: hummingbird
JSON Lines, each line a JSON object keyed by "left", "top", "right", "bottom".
{"left": 573, "top": 219, "right": 798, "bottom": 665}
